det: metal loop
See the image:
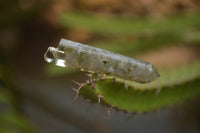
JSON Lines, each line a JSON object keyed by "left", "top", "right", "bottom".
{"left": 44, "top": 47, "right": 57, "bottom": 63}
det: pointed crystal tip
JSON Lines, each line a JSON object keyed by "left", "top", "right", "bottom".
{"left": 148, "top": 64, "right": 160, "bottom": 82}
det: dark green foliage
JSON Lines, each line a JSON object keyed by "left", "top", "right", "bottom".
{"left": 59, "top": 11, "right": 200, "bottom": 35}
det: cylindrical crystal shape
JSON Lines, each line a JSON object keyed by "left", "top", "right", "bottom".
{"left": 45, "top": 38, "right": 160, "bottom": 83}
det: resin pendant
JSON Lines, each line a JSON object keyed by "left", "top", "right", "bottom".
{"left": 44, "top": 38, "right": 160, "bottom": 83}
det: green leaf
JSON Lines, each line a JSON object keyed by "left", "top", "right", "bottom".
{"left": 79, "top": 62, "right": 200, "bottom": 112}
{"left": 58, "top": 11, "right": 200, "bottom": 35}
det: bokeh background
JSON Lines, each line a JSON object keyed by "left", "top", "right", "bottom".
{"left": 1, "top": 0, "right": 200, "bottom": 133}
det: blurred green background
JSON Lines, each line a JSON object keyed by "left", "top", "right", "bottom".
{"left": 0, "top": 0, "right": 200, "bottom": 133}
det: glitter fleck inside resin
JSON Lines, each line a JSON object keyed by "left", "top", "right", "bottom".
{"left": 44, "top": 38, "right": 160, "bottom": 83}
